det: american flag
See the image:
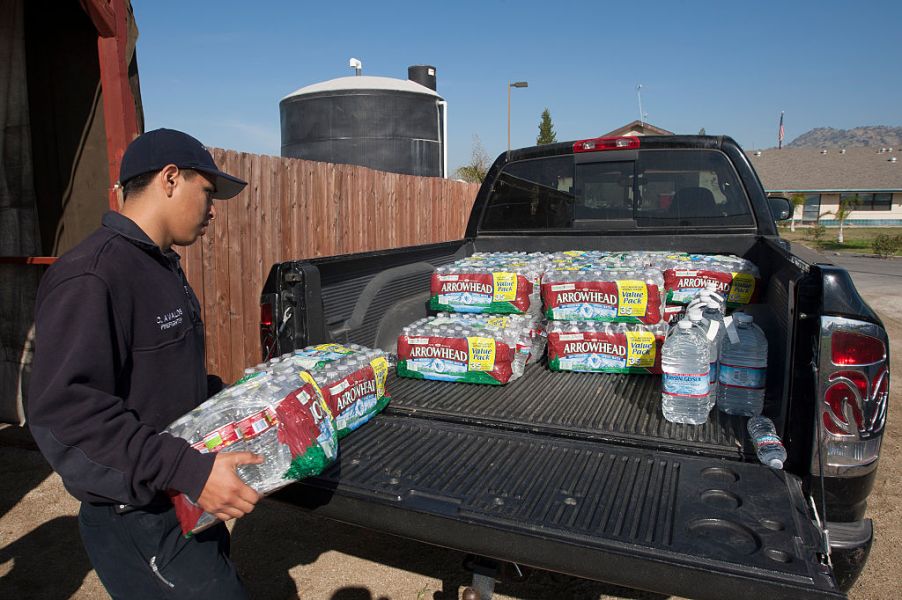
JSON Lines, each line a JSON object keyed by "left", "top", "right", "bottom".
{"left": 778, "top": 112, "right": 785, "bottom": 149}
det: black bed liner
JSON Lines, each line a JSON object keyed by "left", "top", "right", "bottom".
{"left": 273, "top": 415, "right": 841, "bottom": 600}
{"left": 385, "top": 365, "right": 757, "bottom": 460}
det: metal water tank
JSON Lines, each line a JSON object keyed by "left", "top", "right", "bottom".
{"left": 280, "top": 67, "right": 446, "bottom": 177}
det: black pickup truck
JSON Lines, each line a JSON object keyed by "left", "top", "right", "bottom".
{"left": 261, "top": 135, "right": 889, "bottom": 599}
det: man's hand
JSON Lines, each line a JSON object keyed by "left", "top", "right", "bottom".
{"left": 196, "top": 451, "right": 264, "bottom": 522}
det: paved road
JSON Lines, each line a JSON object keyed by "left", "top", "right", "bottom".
{"left": 822, "top": 253, "right": 902, "bottom": 326}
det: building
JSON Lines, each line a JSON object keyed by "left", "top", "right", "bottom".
{"left": 602, "top": 120, "right": 674, "bottom": 137}
{"left": 1, "top": 0, "right": 142, "bottom": 424}
{"left": 748, "top": 147, "right": 902, "bottom": 226}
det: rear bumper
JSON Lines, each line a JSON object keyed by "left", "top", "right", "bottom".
{"left": 828, "top": 519, "right": 873, "bottom": 592}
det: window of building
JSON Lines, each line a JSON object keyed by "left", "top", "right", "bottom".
{"left": 839, "top": 192, "right": 893, "bottom": 211}
{"left": 802, "top": 194, "right": 821, "bottom": 221}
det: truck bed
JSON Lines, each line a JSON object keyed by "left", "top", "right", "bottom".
{"left": 386, "top": 365, "right": 756, "bottom": 459}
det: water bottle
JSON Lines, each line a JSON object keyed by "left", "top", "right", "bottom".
{"left": 700, "top": 300, "right": 727, "bottom": 405}
{"left": 661, "top": 320, "right": 711, "bottom": 425}
{"left": 684, "top": 309, "right": 715, "bottom": 409}
{"left": 747, "top": 415, "right": 786, "bottom": 469}
{"left": 717, "top": 313, "right": 768, "bottom": 416}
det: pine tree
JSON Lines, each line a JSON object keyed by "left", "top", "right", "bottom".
{"left": 536, "top": 108, "right": 557, "bottom": 145}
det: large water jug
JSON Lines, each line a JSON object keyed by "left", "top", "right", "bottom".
{"left": 717, "top": 313, "right": 767, "bottom": 416}
{"left": 661, "top": 320, "right": 711, "bottom": 425}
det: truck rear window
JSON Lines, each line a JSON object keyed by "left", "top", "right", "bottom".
{"left": 479, "top": 149, "right": 755, "bottom": 231}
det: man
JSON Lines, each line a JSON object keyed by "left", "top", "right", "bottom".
{"left": 28, "top": 129, "right": 262, "bottom": 599}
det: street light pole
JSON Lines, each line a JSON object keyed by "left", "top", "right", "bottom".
{"left": 507, "top": 81, "right": 528, "bottom": 159}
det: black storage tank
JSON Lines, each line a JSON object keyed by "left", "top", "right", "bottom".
{"left": 280, "top": 69, "right": 446, "bottom": 177}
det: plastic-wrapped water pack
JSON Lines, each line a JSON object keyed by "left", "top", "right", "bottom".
{"left": 546, "top": 321, "right": 668, "bottom": 374}
{"left": 661, "top": 254, "right": 761, "bottom": 307}
{"left": 397, "top": 313, "right": 542, "bottom": 384}
{"left": 307, "top": 346, "right": 392, "bottom": 439}
{"left": 165, "top": 360, "right": 338, "bottom": 534}
{"left": 429, "top": 252, "right": 550, "bottom": 314}
{"left": 165, "top": 343, "right": 389, "bottom": 535}
{"left": 541, "top": 267, "right": 664, "bottom": 324}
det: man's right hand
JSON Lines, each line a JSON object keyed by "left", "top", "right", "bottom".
{"left": 196, "top": 451, "right": 264, "bottom": 522}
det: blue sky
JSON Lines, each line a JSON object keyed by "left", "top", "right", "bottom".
{"left": 133, "top": 0, "right": 902, "bottom": 173}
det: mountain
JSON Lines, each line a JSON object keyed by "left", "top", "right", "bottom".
{"left": 786, "top": 126, "right": 902, "bottom": 148}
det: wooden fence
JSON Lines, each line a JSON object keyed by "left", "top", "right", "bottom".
{"left": 180, "top": 150, "right": 480, "bottom": 383}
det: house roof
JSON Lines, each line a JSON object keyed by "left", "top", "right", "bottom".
{"left": 748, "top": 146, "right": 902, "bottom": 192}
{"left": 602, "top": 120, "right": 674, "bottom": 136}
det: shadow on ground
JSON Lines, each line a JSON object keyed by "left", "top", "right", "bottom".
{"left": 0, "top": 516, "right": 93, "bottom": 599}
{"left": 0, "top": 426, "right": 93, "bottom": 598}
{"left": 231, "top": 499, "right": 668, "bottom": 600}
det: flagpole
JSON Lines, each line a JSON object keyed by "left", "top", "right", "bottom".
{"left": 778, "top": 111, "right": 785, "bottom": 149}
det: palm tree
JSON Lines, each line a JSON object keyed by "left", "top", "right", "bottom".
{"left": 790, "top": 193, "right": 806, "bottom": 232}
{"left": 823, "top": 194, "right": 860, "bottom": 244}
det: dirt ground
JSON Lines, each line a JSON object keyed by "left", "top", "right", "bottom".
{"left": 2, "top": 260, "right": 900, "bottom": 599}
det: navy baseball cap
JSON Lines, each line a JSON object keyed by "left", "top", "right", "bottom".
{"left": 119, "top": 128, "right": 247, "bottom": 199}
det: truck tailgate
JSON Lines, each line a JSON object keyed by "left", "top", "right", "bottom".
{"left": 272, "top": 415, "right": 842, "bottom": 600}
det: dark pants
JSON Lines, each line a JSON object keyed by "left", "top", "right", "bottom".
{"left": 78, "top": 501, "right": 248, "bottom": 600}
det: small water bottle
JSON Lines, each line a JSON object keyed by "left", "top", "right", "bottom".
{"left": 747, "top": 415, "right": 787, "bottom": 469}
{"left": 661, "top": 320, "right": 711, "bottom": 425}
{"left": 717, "top": 313, "right": 768, "bottom": 416}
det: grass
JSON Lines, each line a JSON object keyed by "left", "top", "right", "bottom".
{"left": 777, "top": 226, "right": 902, "bottom": 256}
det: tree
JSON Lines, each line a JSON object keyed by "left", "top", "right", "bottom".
{"left": 536, "top": 108, "right": 557, "bottom": 145}
{"left": 789, "top": 193, "right": 806, "bottom": 232}
{"left": 454, "top": 135, "right": 491, "bottom": 183}
{"left": 823, "top": 194, "right": 860, "bottom": 244}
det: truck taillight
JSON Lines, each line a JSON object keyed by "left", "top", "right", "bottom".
{"left": 260, "top": 294, "right": 279, "bottom": 361}
{"left": 572, "top": 136, "right": 640, "bottom": 153}
{"left": 831, "top": 330, "right": 886, "bottom": 365}
{"left": 813, "top": 317, "right": 890, "bottom": 477}
{"left": 261, "top": 302, "right": 274, "bottom": 327}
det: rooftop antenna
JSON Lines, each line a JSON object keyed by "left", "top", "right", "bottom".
{"left": 636, "top": 84, "right": 646, "bottom": 126}
{"left": 349, "top": 58, "right": 362, "bottom": 76}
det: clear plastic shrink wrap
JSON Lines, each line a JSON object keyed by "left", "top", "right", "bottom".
{"left": 165, "top": 343, "right": 389, "bottom": 534}
{"left": 397, "top": 313, "right": 544, "bottom": 384}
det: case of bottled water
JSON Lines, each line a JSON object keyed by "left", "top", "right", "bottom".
{"left": 430, "top": 252, "right": 550, "bottom": 314}
{"left": 662, "top": 254, "right": 760, "bottom": 307}
{"left": 541, "top": 268, "right": 664, "bottom": 324}
{"left": 165, "top": 357, "right": 339, "bottom": 534}
{"left": 547, "top": 321, "right": 667, "bottom": 373}
{"left": 661, "top": 320, "right": 711, "bottom": 425}
{"left": 305, "top": 345, "right": 392, "bottom": 438}
{"left": 165, "top": 343, "right": 389, "bottom": 534}
{"left": 397, "top": 313, "right": 540, "bottom": 384}
{"left": 716, "top": 313, "right": 768, "bottom": 416}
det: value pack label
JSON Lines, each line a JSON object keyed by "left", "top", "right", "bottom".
{"left": 397, "top": 334, "right": 514, "bottom": 384}
{"left": 542, "top": 279, "right": 662, "bottom": 324}
{"left": 663, "top": 269, "right": 759, "bottom": 306}
{"left": 547, "top": 329, "right": 663, "bottom": 374}
{"left": 429, "top": 271, "right": 533, "bottom": 314}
